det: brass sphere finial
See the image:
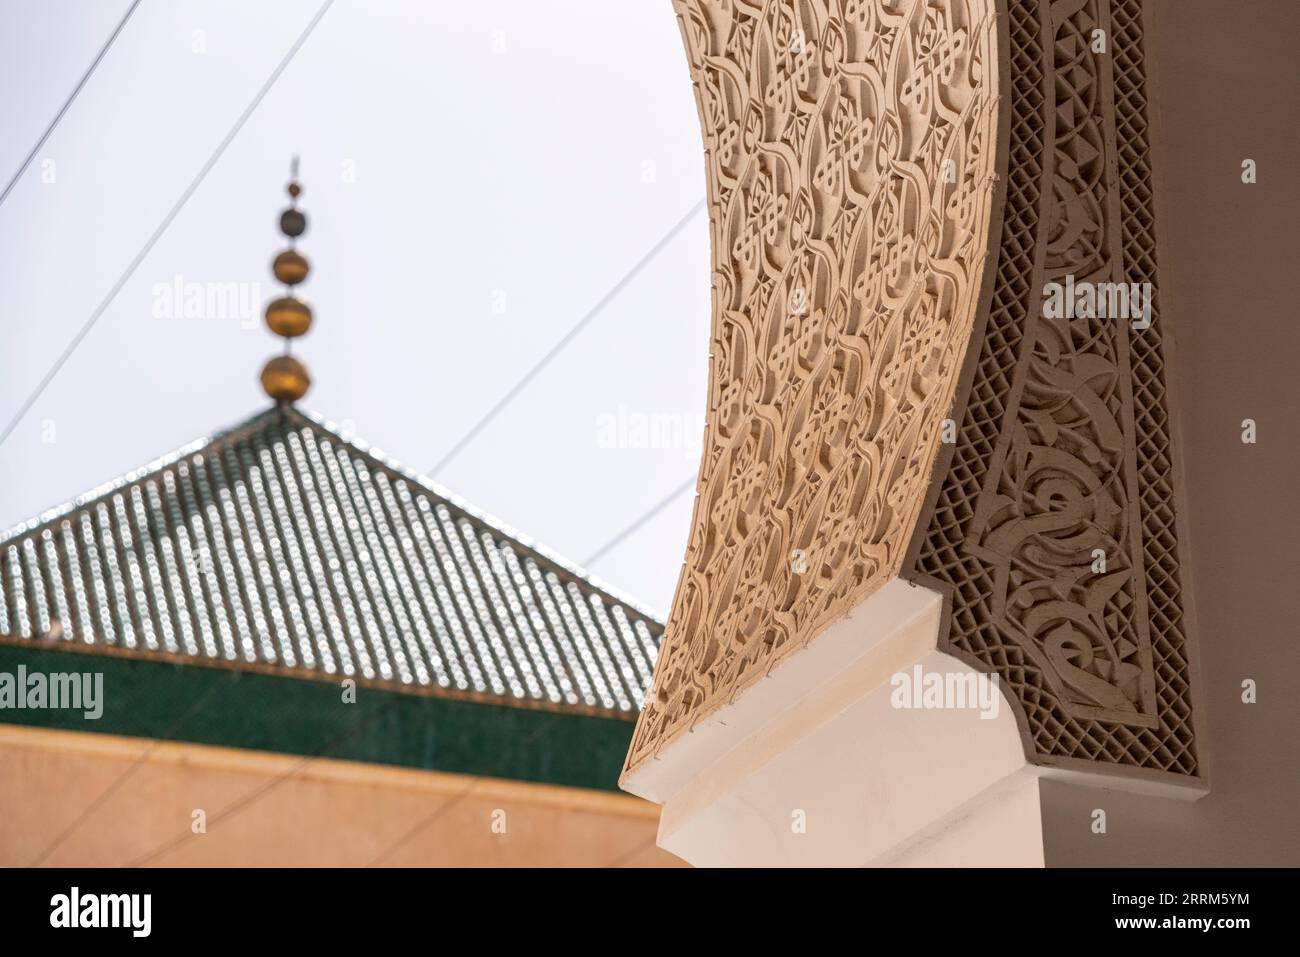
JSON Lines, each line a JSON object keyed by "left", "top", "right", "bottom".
{"left": 265, "top": 296, "right": 313, "bottom": 337}
{"left": 273, "top": 250, "right": 310, "bottom": 285}
{"left": 261, "top": 355, "right": 311, "bottom": 403}
{"left": 260, "top": 156, "right": 315, "bottom": 404}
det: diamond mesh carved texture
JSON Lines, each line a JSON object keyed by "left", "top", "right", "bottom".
{"left": 912, "top": 0, "right": 1196, "bottom": 775}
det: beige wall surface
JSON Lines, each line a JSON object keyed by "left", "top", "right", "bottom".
{"left": 0, "top": 726, "right": 683, "bottom": 867}
{"left": 1041, "top": 0, "right": 1300, "bottom": 866}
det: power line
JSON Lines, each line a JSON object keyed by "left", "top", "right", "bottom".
{"left": 18, "top": 1, "right": 338, "bottom": 865}
{"left": 428, "top": 198, "right": 707, "bottom": 477}
{"left": 0, "top": 0, "right": 336, "bottom": 450}
{"left": 583, "top": 473, "right": 695, "bottom": 567}
{"left": 0, "top": 0, "right": 142, "bottom": 210}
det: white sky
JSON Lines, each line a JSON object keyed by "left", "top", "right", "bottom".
{"left": 0, "top": 0, "right": 711, "bottom": 617}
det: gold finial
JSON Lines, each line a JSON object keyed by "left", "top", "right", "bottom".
{"left": 261, "top": 355, "right": 311, "bottom": 402}
{"left": 261, "top": 155, "right": 313, "bottom": 403}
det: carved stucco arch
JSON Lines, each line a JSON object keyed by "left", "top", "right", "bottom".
{"left": 625, "top": 0, "right": 1200, "bottom": 790}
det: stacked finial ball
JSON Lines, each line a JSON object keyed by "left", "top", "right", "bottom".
{"left": 261, "top": 160, "right": 312, "bottom": 403}
{"left": 261, "top": 355, "right": 311, "bottom": 402}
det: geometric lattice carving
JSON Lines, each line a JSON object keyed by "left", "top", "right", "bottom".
{"left": 626, "top": 0, "right": 1001, "bottom": 773}
{"left": 908, "top": 0, "right": 1199, "bottom": 778}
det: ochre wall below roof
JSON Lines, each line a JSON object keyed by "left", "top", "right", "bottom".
{"left": 0, "top": 725, "right": 683, "bottom": 867}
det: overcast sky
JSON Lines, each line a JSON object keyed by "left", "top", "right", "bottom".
{"left": 0, "top": 0, "right": 710, "bottom": 617}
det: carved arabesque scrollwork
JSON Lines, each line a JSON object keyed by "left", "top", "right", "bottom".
{"left": 625, "top": 0, "right": 1001, "bottom": 773}
{"left": 910, "top": 0, "right": 1198, "bottom": 777}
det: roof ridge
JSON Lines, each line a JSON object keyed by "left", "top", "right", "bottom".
{"left": 1, "top": 404, "right": 666, "bottom": 627}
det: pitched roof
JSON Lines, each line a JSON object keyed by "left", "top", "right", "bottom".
{"left": 0, "top": 406, "right": 662, "bottom": 718}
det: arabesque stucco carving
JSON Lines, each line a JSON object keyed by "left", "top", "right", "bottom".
{"left": 906, "top": 0, "right": 1199, "bottom": 780}
{"left": 625, "top": 0, "right": 1002, "bottom": 772}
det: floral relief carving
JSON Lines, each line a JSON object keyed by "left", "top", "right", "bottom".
{"left": 910, "top": 0, "right": 1199, "bottom": 777}
{"left": 963, "top": 0, "right": 1157, "bottom": 726}
{"left": 625, "top": 0, "right": 1001, "bottom": 773}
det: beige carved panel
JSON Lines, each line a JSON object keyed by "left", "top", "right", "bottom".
{"left": 625, "top": 0, "right": 1001, "bottom": 772}
{"left": 906, "top": 0, "right": 1201, "bottom": 779}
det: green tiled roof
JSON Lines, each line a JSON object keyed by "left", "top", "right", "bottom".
{"left": 0, "top": 406, "right": 662, "bottom": 718}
